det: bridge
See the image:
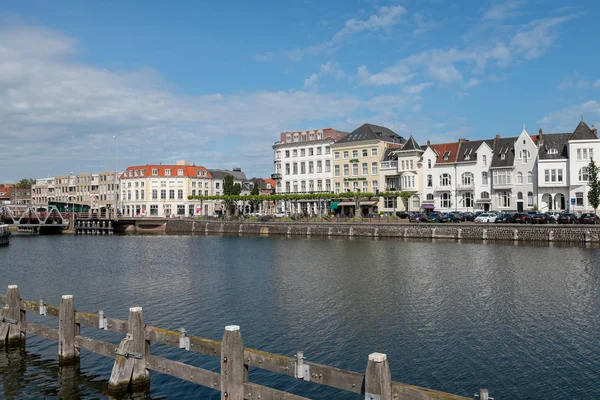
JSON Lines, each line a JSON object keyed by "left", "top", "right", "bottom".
{"left": 0, "top": 204, "right": 70, "bottom": 233}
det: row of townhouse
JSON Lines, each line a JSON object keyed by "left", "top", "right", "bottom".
{"left": 272, "top": 121, "right": 600, "bottom": 215}
{"left": 31, "top": 173, "right": 118, "bottom": 210}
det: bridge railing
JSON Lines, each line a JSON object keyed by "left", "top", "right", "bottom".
{"left": 0, "top": 285, "right": 489, "bottom": 400}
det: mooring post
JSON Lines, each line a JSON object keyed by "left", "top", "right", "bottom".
{"left": 108, "top": 306, "right": 150, "bottom": 393}
{"left": 364, "top": 352, "right": 392, "bottom": 400}
{"left": 479, "top": 389, "right": 489, "bottom": 400}
{"left": 221, "top": 325, "right": 245, "bottom": 400}
{"left": 1, "top": 285, "right": 25, "bottom": 344}
{"left": 59, "top": 295, "right": 80, "bottom": 364}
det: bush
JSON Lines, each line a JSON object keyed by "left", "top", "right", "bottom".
{"left": 194, "top": 216, "right": 204, "bottom": 220}
{"left": 244, "top": 216, "right": 259, "bottom": 222}
{"left": 348, "top": 217, "right": 364, "bottom": 223}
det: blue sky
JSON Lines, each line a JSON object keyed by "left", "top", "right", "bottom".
{"left": 1, "top": 0, "right": 599, "bottom": 182}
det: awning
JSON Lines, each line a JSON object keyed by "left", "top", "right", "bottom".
{"left": 422, "top": 204, "right": 435, "bottom": 209}
{"left": 475, "top": 199, "right": 491, "bottom": 203}
{"left": 337, "top": 201, "right": 379, "bottom": 206}
{"left": 330, "top": 201, "right": 340, "bottom": 210}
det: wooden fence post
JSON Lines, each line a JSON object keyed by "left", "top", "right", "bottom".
{"left": 479, "top": 389, "right": 489, "bottom": 400}
{"left": 1, "top": 285, "right": 25, "bottom": 344}
{"left": 59, "top": 295, "right": 79, "bottom": 364}
{"left": 108, "top": 307, "right": 150, "bottom": 393}
{"left": 221, "top": 325, "right": 245, "bottom": 400}
{"left": 364, "top": 352, "right": 392, "bottom": 400}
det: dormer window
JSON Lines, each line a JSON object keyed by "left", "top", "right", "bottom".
{"left": 443, "top": 151, "right": 450, "bottom": 160}
{"left": 547, "top": 148, "right": 558, "bottom": 155}
{"left": 500, "top": 153, "right": 506, "bottom": 160}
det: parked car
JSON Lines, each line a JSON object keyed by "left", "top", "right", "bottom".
{"left": 273, "top": 212, "right": 287, "bottom": 218}
{"left": 474, "top": 213, "right": 497, "bottom": 223}
{"left": 512, "top": 213, "right": 532, "bottom": 224}
{"left": 445, "top": 212, "right": 463, "bottom": 223}
{"left": 557, "top": 213, "right": 579, "bottom": 224}
{"left": 462, "top": 212, "right": 475, "bottom": 222}
{"left": 409, "top": 213, "right": 426, "bottom": 223}
{"left": 425, "top": 212, "right": 442, "bottom": 223}
{"left": 532, "top": 213, "right": 551, "bottom": 224}
{"left": 494, "top": 213, "right": 514, "bottom": 223}
{"left": 396, "top": 211, "right": 410, "bottom": 219}
{"left": 579, "top": 213, "right": 600, "bottom": 225}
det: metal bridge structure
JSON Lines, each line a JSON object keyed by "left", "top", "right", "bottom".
{"left": 0, "top": 204, "right": 70, "bottom": 232}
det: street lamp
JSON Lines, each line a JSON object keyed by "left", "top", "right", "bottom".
{"left": 113, "top": 135, "right": 119, "bottom": 219}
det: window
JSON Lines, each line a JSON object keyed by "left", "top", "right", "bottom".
{"left": 165, "top": 169, "right": 171, "bottom": 176}
{"left": 169, "top": 189, "right": 175, "bottom": 199}
{"left": 548, "top": 148, "right": 558, "bottom": 155}
{"left": 301, "top": 181, "right": 306, "bottom": 192}
{"left": 344, "top": 164, "right": 349, "bottom": 176}
{"left": 316, "top": 161, "right": 322, "bottom": 173}
{"left": 371, "top": 148, "right": 377, "bottom": 157}
{"left": 441, "top": 193, "right": 451, "bottom": 208}
{"left": 150, "top": 205, "right": 158, "bottom": 216}
{"left": 362, "top": 149, "right": 368, "bottom": 157}
{"left": 293, "top": 163, "right": 298, "bottom": 174}
{"left": 353, "top": 181, "right": 359, "bottom": 192}
{"left": 482, "top": 171, "right": 488, "bottom": 185}
{"left": 428, "top": 159, "right": 432, "bottom": 169}
{"left": 371, "top": 162, "right": 378, "bottom": 175}
{"left": 344, "top": 182, "right": 350, "bottom": 192}
{"left": 576, "top": 192, "right": 584, "bottom": 206}
{"left": 499, "top": 191, "right": 511, "bottom": 208}
{"left": 308, "top": 148, "right": 313, "bottom": 156}
{"left": 579, "top": 167, "right": 589, "bottom": 181}
{"left": 334, "top": 152, "right": 340, "bottom": 160}
{"left": 316, "top": 147, "right": 322, "bottom": 155}
{"left": 482, "top": 155, "right": 487, "bottom": 167}
{"left": 191, "top": 189, "right": 196, "bottom": 196}
{"left": 335, "top": 182, "right": 341, "bottom": 193}
{"left": 326, "top": 179, "right": 331, "bottom": 191}
{"left": 402, "top": 175, "right": 415, "bottom": 188}
{"left": 362, "top": 163, "right": 368, "bottom": 175}
{"left": 317, "top": 180, "right": 322, "bottom": 191}
{"left": 160, "top": 189, "right": 166, "bottom": 200}
{"left": 135, "top": 190, "right": 139, "bottom": 200}
{"left": 385, "top": 197, "right": 397, "bottom": 209}
{"left": 427, "top": 175, "right": 433, "bottom": 187}
{"left": 440, "top": 173, "right": 451, "bottom": 186}
{"left": 352, "top": 150, "right": 358, "bottom": 158}
{"left": 412, "top": 195, "right": 420, "bottom": 209}
{"left": 517, "top": 192, "right": 523, "bottom": 200}
{"left": 285, "top": 163, "right": 290, "bottom": 175}
{"left": 527, "top": 172, "right": 533, "bottom": 184}
{"left": 140, "top": 190, "right": 145, "bottom": 200}
{"left": 343, "top": 151, "right": 349, "bottom": 159}
{"left": 362, "top": 181, "right": 368, "bottom": 192}
{"left": 178, "top": 189, "right": 183, "bottom": 199}
{"left": 464, "top": 192, "right": 473, "bottom": 208}
{"left": 410, "top": 160, "right": 414, "bottom": 169}
{"left": 352, "top": 164, "right": 358, "bottom": 176}
{"left": 578, "top": 148, "right": 594, "bottom": 161}
{"left": 152, "top": 169, "right": 158, "bottom": 176}
{"left": 517, "top": 172, "right": 523, "bottom": 184}
{"left": 492, "top": 170, "right": 511, "bottom": 185}
{"left": 309, "top": 133, "right": 315, "bottom": 140}
{"left": 481, "top": 191, "right": 490, "bottom": 199}
{"left": 426, "top": 193, "right": 434, "bottom": 201}
{"left": 177, "top": 169, "right": 184, "bottom": 176}
{"left": 325, "top": 160, "right": 331, "bottom": 173}
{"left": 285, "top": 150, "right": 290, "bottom": 158}
{"left": 293, "top": 150, "right": 298, "bottom": 157}
{"left": 334, "top": 165, "right": 340, "bottom": 177}
{"left": 293, "top": 182, "right": 298, "bottom": 192}
{"left": 520, "top": 150, "right": 530, "bottom": 163}
{"left": 308, "top": 161, "right": 314, "bottom": 174}
{"left": 461, "top": 172, "right": 473, "bottom": 186}
{"left": 325, "top": 147, "right": 330, "bottom": 154}
{"left": 300, "top": 149, "right": 305, "bottom": 157}
{"left": 372, "top": 180, "right": 378, "bottom": 192}
{"left": 401, "top": 161, "right": 405, "bottom": 170}
{"left": 544, "top": 169, "right": 563, "bottom": 183}
{"left": 152, "top": 189, "right": 158, "bottom": 200}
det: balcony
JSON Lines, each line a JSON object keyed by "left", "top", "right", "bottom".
{"left": 271, "top": 173, "right": 282, "bottom": 180}
{"left": 380, "top": 161, "right": 398, "bottom": 170}
{"left": 457, "top": 182, "right": 474, "bottom": 190}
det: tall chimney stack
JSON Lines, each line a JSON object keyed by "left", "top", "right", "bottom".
{"left": 538, "top": 128, "right": 543, "bottom": 143}
{"left": 593, "top": 124, "right": 598, "bottom": 137}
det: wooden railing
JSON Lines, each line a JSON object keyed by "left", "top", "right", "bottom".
{"left": 0, "top": 285, "right": 490, "bottom": 400}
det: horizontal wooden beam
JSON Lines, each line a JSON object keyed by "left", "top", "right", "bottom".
{"left": 146, "top": 354, "right": 220, "bottom": 390}
{"left": 75, "top": 336, "right": 118, "bottom": 359}
{"left": 145, "top": 325, "right": 221, "bottom": 357}
{"left": 76, "top": 311, "right": 128, "bottom": 333}
{"left": 392, "top": 382, "right": 473, "bottom": 400}
{"left": 244, "top": 382, "right": 310, "bottom": 400}
{"left": 21, "top": 299, "right": 60, "bottom": 317}
{"left": 303, "top": 360, "right": 365, "bottom": 394}
{"left": 245, "top": 348, "right": 296, "bottom": 378}
{"left": 22, "top": 322, "right": 59, "bottom": 341}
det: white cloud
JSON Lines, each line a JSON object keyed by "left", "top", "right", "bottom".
{"left": 303, "top": 73, "right": 319, "bottom": 89}
{"left": 465, "top": 78, "right": 481, "bottom": 89}
{"left": 428, "top": 64, "right": 462, "bottom": 84}
{"left": 539, "top": 101, "right": 600, "bottom": 131}
{"left": 593, "top": 80, "right": 600, "bottom": 88}
{"left": 403, "top": 82, "right": 433, "bottom": 95}
{"left": 284, "top": 5, "right": 407, "bottom": 60}
{"left": 482, "top": 0, "right": 523, "bottom": 20}
{"left": 320, "top": 61, "right": 345, "bottom": 80}
{"left": 357, "top": 65, "right": 415, "bottom": 86}
{"left": 510, "top": 15, "right": 577, "bottom": 59}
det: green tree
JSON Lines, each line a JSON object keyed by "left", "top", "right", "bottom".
{"left": 250, "top": 183, "right": 260, "bottom": 195}
{"left": 223, "top": 175, "right": 242, "bottom": 195}
{"left": 588, "top": 158, "right": 600, "bottom": 214}
{"left": 17, "top": 178, "right": 36, "bottom": 189}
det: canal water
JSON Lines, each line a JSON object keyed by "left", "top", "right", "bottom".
{"left": 1, "top": 234, "right": 600, "bottom": 399}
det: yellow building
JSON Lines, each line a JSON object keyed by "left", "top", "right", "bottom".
{"left": 331, "top": 123, "right": 404, "bottom": 215}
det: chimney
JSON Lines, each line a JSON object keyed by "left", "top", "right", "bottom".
{"left": 458, "top": 138, "right": 466, "bottom": 143}
{"left": 593, "top": 124, "right": 598, "bottom": 137}
{"left": 427, "top": 140, "right": 431, "bottom": 146}
{"left": 538, "top": 128, "right": 543, "bottom": 143}
{"left": 495, "top": 134, "right": 500, "bottom": 139}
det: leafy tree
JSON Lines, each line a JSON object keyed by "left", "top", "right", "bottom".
{"left": 588, "top": 158, "right": 600, "bottom": 214}
{"left": 223, "top": 175, "right": 242, "bottom": 195}
{"left": 17, "top": 178, "right": 36, "bottom": 189}
{"left": 250, "top": 183, "right": 260, "bottom": 195}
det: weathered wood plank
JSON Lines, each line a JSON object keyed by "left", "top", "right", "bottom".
{"left": 221, "top": 325, "right": 245, "bottom": 400}
{"left": 7, "top": 285, "right": 24, "bottom": 342}
{"left": 0, "top": 294, "right": 7, "bottom": 304}
{"left": 75, "top": 336, "right": 117, "bottom": 359}
{"left": 244, "top": 348, "right": 296, "bottom": 377}
{"left": 22, "top": 322, "right": 60, "bottom": 341}
{"left": 244, "top": 382, "right": 310, "bottom": 400}
{"left": 391, "top": 382, "right": 473, "bottom": 400}
{"left": 21, "top": 299, "right": 60, "bottom": 317}
{"left": 75, "top": 311, "right": 128, "bottom": 333}
{"left": 303, "top": 360, "right": 365, "bottom": 394}
{"left": 145, "top": 325, "right": 221, "bottom": 357}
{"left": 146, "top": 354, "right": 220, "bottom": 390}
{"left": 59, "top": 295, "right": 79, "bottom": 363}
{"left": 365, "top": 353, "right": 391, "bottom": 400}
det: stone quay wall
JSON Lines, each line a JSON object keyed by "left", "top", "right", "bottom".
{"left": 166, "top": 220, "right": 600, "bottom": 243}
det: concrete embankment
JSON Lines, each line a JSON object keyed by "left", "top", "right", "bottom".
{"left": 166, "top": 220, "right": 600, "bottom": 243}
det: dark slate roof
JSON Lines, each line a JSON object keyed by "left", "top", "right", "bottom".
{"left": 538, "top": 133, "right": 570, "bottom": 160}
{"left": 399, "top": 135, "right": 421, "bottom": 151}
{"left": 490, "top": 137, "right": 517, "bottom": 168}
{"left": 456, "top": 140, "right": 487, "bottom": 163}
{"left": 334, "top": 123, "right": 405, "bottom": 144}
{"left": 208, "top": 169, "right": 247, "bottom": 181}
{"left": 383, "top": 148, "right": 398, "bottom": 161}
{"left": 569, "top": 121, "right": 597, "bottom": 141}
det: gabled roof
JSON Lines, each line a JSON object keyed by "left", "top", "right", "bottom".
{"left": 334, "top": 123, "right": 405, "bottom": 145}
{"left": 121, "top": 165, "right": 210, "bottom": 179}
{"left": 399, "top": 135, "right": 421, "bottom": 152}
{"left": 430, "top": 142, "right": 460, "bottom": 164}
{"left": 208, "top": 169, "right": 247, "bottom": 181}
{"left": 455, "top": 140, "right": 489, "bottom": 163}
{"left": 490, "top": 137, "right": 516, "bottom": 168}
{"left": 569, "top": 121, "right": 597, "bottom": 141}
{"left": 382, "top": 148, "right": 398, "bottom": 160}
{"left": 538, "top": 133, "right": 570, "bottom": 160}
